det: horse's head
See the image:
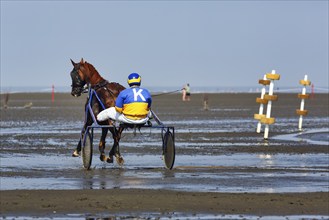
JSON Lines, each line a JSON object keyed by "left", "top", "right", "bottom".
{"left": 70, "top": 58, "right": 87, "bottom": 97}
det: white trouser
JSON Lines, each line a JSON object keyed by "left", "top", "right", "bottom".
{"left": 97, "top": 107, "right": 150, "bottom": 124}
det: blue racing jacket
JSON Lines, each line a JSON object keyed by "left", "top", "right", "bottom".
{"left": 115, "top": 87, "right": 152, "bottom": 120}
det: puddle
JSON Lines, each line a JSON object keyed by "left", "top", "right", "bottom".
{"left": 273, "top": 128, "right": 329, "bottom": 145}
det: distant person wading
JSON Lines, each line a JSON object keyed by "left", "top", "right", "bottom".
{"left": 182, "top": 83, "right": 191, "bottom": 101}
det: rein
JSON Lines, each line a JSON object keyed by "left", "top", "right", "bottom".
{"left": 84, "top": 86, "right": 182, "bottom": 100}
{"left": 152, "top": 89, "right": 183, "bottom": 97}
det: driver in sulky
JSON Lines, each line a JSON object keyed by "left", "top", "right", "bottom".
{"left": 97, "top": 73, "right": 152, "bottom": 124}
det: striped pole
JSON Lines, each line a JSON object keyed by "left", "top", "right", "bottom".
{"left": 296, "top": 75, "right": 311, "bottom": 131}
{"left": 254, "top": 75, "right": 270, "bottom": 133}
{"left": 262, "top": 70, "right": 280, "bottom": 139}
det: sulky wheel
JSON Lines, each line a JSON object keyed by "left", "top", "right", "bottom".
{"left": 162, "top": 130, "right": 175, "bottom": 170}
{"left": 82, "top": 130, "right": 93, "bottom": 170}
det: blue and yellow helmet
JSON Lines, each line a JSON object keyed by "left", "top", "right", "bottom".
{"left": 127, "top": 73, "right": 141, "bottom": 87}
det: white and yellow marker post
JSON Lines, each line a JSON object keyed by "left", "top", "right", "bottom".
{"left": 296, "top": 75, "right": 311, "bottom": 131}
{"left": 254, "top": 75, "right": 270, "bottom": 133}
{"left": 261, "top": 70, "right": 280, "bottom": 139}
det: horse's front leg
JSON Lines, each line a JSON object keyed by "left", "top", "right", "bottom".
{"left": 108, "top": 127, "right": 124, "bottom": 165}
{"left": 72, "top": 108, "right": 93, "bottom": 157}
{"left": 72, "top": 126, "right": 87, "bottom": 157}
{"left": 99, "top": 127, "right": 108, "bottom": 162}
{"left": 72, "top": 139, "right": 82, "bottom": 157}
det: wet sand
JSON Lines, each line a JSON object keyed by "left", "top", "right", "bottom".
{"left": 1, "top": 190, "right": 328, "bottom": 216}
{"left": 0, "top": 92, "right": 328, "bottom": 218}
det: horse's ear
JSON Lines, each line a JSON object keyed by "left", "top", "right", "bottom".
{"left": 70, "top": 59, "right": 76, "bottom": 66}
{"left": 80, "top": 58, "right": 84, "bottom": 63}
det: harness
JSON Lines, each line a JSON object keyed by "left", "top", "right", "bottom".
{"left": 91, "top": 80, "right": 109, "bottom": 91}
{"left": 89, "top": 80, "right": 116, "bottom": 103}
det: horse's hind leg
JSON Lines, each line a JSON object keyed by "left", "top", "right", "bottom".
{"left": 108, "top": 127, "right": 124, "bottom": 165}
{"left": 115, "top": 141, "right": 124, "bottom": 165}
{"left": 113, "top": 141, "right": 124, "bottom": 165}
{"left": 99, "top": 128, "right": 108, "bottom": 162}
{"left": 108, "top": 142, "right": 124, "bottom": 165}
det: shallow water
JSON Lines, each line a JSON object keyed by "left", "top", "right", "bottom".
{"left": 1, "top": 152, "right": 328, "bottom": 193}
{"left": 1, "top": 113, "right": 329, "bottom": 192}
{"left": 273, "top": 128, "right": 329, "bottom": 145}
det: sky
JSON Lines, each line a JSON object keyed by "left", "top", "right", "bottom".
{"left": 1, "top": 0, "right": 328, "bottom": 91}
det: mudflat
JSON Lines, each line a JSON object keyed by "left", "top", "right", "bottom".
{"left": 1, "top": 189, "right": 328, "bottom": 216}
{"left": 0, "top": 92, "right": 328, "bottom": 218}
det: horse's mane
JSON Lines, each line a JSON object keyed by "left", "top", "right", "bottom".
{"left": 84, "top": 61, "right": 106, "bottom": 83}
{"left": 85, "top": 62, "right": 100, "bottom": 75}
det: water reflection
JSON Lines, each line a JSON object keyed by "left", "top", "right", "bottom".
{"left": 258, "top": 154, "right": 274, "bottom": 166}
{"left": 79, "top": 166, "right": 177, "bottom": 190}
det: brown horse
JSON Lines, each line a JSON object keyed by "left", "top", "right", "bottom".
{"left": 70, "top": 58, "right": 126, "bottom": 165}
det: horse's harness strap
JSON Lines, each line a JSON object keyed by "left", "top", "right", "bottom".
{"left": 92, "top": 80, "right": 108, "bottom": 91}
{"left": 92, "top": 80, "right": 116, "bottom": 101}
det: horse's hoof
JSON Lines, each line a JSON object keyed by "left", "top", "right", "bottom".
{"left": 106, "top": 156, "right": 114, "bottom": 163}
{"left": 100, "top": 154, "right": 106, "bottom": 161}
{"left": 72, "top": 150, "right": 80, "bottom": 157}
{"left": 115, "top": 154, "right": 124, "bottom": 166}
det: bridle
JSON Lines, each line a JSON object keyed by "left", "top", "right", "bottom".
{"left": 71, "top": 68, "right": 86, "bottom": 89}
{"left": 70, "top": 65, "right": 88, "bottom": 96}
